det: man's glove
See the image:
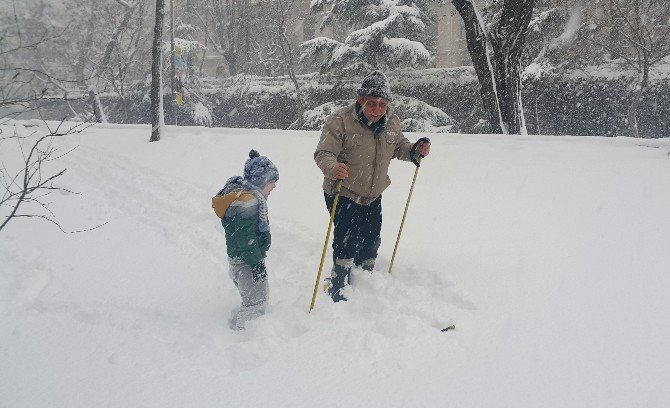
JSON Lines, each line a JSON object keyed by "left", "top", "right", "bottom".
{"left": 251, "top": 262, "right": 267, "bottom": 282}
{"left": 410, "top": 137, "right": 431, "bottom": 167}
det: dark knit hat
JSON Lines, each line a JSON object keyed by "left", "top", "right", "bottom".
{"left": 244, "top": 150, "right": 279, "bottom": 188}
{"left": 357, "top": 70, "right": 392, "bottom": 101}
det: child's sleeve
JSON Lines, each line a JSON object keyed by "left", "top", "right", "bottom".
{"left": 259, "top": 231, "right": 271, "bottom": 253}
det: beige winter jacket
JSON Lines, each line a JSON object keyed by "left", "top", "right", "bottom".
{"left": 314, "top": 104, "right": 415, "bottom": 205}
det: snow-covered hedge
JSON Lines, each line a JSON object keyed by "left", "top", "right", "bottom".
{"left": 35, "top": 66, "right": 670, "bottom": 137}
{"left": 291, "top": 96, "right": 456, "bottom": 133}
{"left": 523, "top": 72, "right": 670, "bottom": 137}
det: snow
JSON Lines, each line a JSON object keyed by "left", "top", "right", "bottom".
{"left": 191, "top": 101, "right": 212, "bottom": 127}
{"left": 566, "top": 60, "right": 670, "bottom": 81}
{"left": 2, "top": 122, "right": 670, "bottom": 407}
{"left": 524, "top": 61, "right": 549, "bottom": 80}
{"left": 383, "top": 37, "right": 432, "bottom": 66}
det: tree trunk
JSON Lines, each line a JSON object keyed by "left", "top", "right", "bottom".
{"left": 628, "top": 60, "right": 650, "bottom": 138}
{"left": 452, "top": 0, "right": 536, "bottom": 134}
{"left": 492, "top": 0, "right": 535, "bottom": 134}
{"left": 77, "top": 0, "right": 96, "bottom": 80}
{"left": 224, "top": 51, "right": 238, "bottom": 76}
{"left": 150, "top": 0, "right": 166, "bottom": 142}
{"left": 452, "top": 0, "right": 502, "bottom": 133}
{"left": 492, "top": 41, "right": 526, "bottom": 134}
{"left": 88, "top": 88, "right": 107, "bottom": 123}
{"left": 83, "top": 1, "right": 138, "bottom": 123}
{"left": 170, "top": 0, "right": 176, "bottom": 97}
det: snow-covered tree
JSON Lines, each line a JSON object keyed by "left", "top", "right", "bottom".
{"left": 190, "top": 0, "right": 258, "bottom": 76}
{"left": 588, "top": 0, "right": 670, "bottom": 138}
{"left": 300, "top": 0, "right": 434, "bottom": 75}
{"left": 169, "top": 21, "right": 211, "bottom": 126}
{"left": 452, "top": 0, "right": 537, "bottom": 134}
{"left": 259, "top": 0, "right": 302, "bottom": 82}
{"left": 524, "top": 0, "right": 587, "bottom": 68}
{"left": 190, "top": 0, "right": 308, "bottom": 77}
{"left": 82, "top": 0, "right": 146, "bottom": 122}
{"left": 12, "top": 0, "right": 153, "bottom": 122}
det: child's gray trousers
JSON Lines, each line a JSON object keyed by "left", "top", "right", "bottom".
{"left": 228, "top": 260, "right": 268, "bottom": 330}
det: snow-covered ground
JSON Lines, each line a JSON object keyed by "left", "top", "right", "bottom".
{"left": 2, "top": 122, "right": 670, "bottom": 408}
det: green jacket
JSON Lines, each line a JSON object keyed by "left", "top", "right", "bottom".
{"left": 214, "top": 190, "right": 271, "bottom": 266}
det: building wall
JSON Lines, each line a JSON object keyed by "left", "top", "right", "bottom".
{"left": 434, "top": 4, "right": 471, "bottom": 68}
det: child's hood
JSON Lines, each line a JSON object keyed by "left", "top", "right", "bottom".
{"left": 212, "top": 190, "right": 254, "bottom": 219}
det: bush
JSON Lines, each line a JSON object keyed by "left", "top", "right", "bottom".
{"left": 30, "top": 66, "right": 670, "bottom": 138}
{"left": 524, "top": 72, "right": 670, "bottom": 137}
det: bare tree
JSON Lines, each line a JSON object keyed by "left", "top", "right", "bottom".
{"left": 0, "top": 6, "right": 80, "bottom": 123}
{"left": 452, "top": 0, "right": 537, "bottom": 134}
{"left": 84, "top": 0, "right": 143, "bottom": 122}
{"left": 260, "top": 0, "right": 306, "bottom": 127}
{"left": 0, "top": 5, "right": 105, "bottom": 233}
{"left": 1, "top": 70, "right": 47, "bottom": 121}
{"left": 192, "top": 0, "right": 254, "bottom": 76}
{"left": 589, "top": 0, "right": 670, "bottom": 138}
{"left": 150, "top": 0, "right": 167, "bottom": 142}
{"left": 0, "top": 120, "right": 96, "bottom": 233}
{"left": 3, "top": 0, "right": 152, "bottom": 123}
{"left": 267, "top": 0, "right": 301, "bottom": 89}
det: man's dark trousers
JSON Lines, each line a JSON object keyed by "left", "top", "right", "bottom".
{"left": 324, "top": 193, "right": 382, "bottom": 267}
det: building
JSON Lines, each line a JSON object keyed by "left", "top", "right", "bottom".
{"left": 434, "top": 4, "right": 472, "bottom": 68}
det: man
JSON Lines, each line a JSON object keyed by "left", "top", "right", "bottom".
{"left": 314, "top": 70, "right": 431, "bottom": 302}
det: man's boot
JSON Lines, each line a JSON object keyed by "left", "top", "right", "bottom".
{"left": 357, "top": 258, "right": 376, "bottom": 272}
{"left": 328, "top": 258, "right": 353, "bottom": 302}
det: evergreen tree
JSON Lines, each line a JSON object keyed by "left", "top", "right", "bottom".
{"left": 300, "top": 0, "right": 435, "bottom": 74}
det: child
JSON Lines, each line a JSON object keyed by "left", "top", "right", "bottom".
{"left": 213, "top": 150, "right": 279, "bottom": 330}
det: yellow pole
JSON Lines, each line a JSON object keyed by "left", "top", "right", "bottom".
{"left": 309, "top": 179, "right": 343, "bottom": 313}
{"left": 388, "top": 157, "right": 422, "bottom": 274}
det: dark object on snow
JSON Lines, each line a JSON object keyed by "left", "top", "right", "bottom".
{"left": 441, "top": 325, "right": 456, "bottom": 332}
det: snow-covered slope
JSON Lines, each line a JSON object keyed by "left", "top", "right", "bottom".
{"left": 2, "top": 123, "right": 669, "bottom": 407}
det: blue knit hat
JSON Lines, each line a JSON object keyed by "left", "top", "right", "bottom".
{"left": 244, "top": 150, "right": 279, "bottom": 188}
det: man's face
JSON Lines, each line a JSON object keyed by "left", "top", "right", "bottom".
{"left": 358, "top": 96, "right": 389, "bottom": 124}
